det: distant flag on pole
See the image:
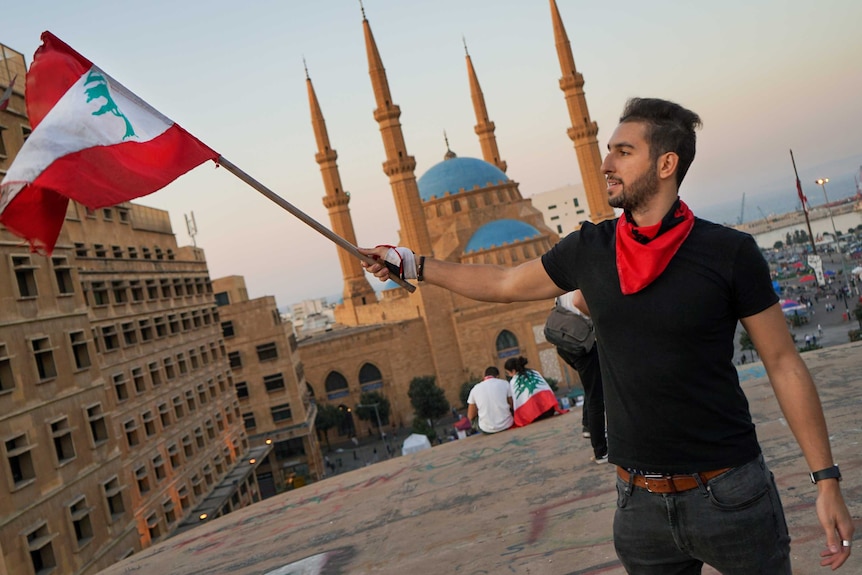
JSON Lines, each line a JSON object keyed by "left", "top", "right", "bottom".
{"left": 795, "top": 176, "right": 809, "bottom": 214}
{"left": 0, "top": 32, "right": 219, "bottom": 254}
{"left": 0, "top": 74, "right": 16, "bottom": 110}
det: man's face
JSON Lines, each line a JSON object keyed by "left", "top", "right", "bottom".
{"left": 601, "top": 121, "right": 659, "bottom": 212}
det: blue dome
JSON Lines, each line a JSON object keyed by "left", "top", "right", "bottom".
{"left": 464, "top": 219, "right": 541, "bottom": 254}
{"left": 417, "top": 157, "right": 508, "bottom": 202}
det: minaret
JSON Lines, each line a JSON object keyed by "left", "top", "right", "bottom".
{"left": 550, "top": 0, "right": 615, "bottom": 223}
{"left": 361, "top": 4, "right": 433, "bottom": 255}
{"left": 305, "top": 63, "right": 376, "bottom": 313}
{"left": 360, "top": 3, "right": 466, "bottom": 397}
{"left": 464, "top": 40, "right": 507, "bottom": 173}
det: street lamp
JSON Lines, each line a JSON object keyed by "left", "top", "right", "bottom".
{"left": 356, "top": 403, "right": 388, "bottom": 453}
{"left": 815, "top": 178, "right": 851, "bottom": 314}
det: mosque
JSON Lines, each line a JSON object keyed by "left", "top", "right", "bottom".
{"left": 298, "top": 0, "right": 615, "bottom": 434}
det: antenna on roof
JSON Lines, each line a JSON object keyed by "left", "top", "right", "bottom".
{"left": 185, "top": 211, "right": 198, "bottom": 247}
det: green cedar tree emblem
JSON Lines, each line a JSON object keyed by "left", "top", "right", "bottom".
{"left": 84, "top": 71, "right": 135, "bottom": 139}
{"left": 512, "top": 370, "right": 543, "bottom": 398}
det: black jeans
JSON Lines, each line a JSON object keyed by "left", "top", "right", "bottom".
{"left": 557, "top": 345, "right": 606, "bottom": 458}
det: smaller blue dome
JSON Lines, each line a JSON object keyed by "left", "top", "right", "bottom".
{"left": 465, "top": 219, "right": 541, "bottom": 254}
{"left": 417, "top": 157, "right": 508, "bottom": 202}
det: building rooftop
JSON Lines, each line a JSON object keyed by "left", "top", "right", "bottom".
{"left": 97, "top": 341, "right": 862, "bottom": 575}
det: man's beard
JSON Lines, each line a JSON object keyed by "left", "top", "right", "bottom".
{"left": 607, "top": 165, "right": 659, "bottom": 212}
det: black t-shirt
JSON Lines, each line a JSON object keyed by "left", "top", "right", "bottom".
{"left": 542, "top": 217, "right": 778, "bottom": 473}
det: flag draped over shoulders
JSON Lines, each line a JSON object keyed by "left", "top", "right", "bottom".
{"left": 510, "top": 369, "right": 565, "bottom": 427}
{"left": 0, "top": 32, "right": 219, "bottom": 254}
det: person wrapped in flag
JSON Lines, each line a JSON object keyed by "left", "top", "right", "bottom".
{"left": 504, "top": 355, "right": 565, "bottom": 427}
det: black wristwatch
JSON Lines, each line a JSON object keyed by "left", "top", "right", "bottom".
{"left": 809, "top": 464, "right": 841, "bottom": 484}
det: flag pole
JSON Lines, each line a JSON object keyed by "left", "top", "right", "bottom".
{"left": 789, "top": 149, "right": 817, "bottom": 255}
{"left": 216, "top": 155, "right": 416, "bottom": 294}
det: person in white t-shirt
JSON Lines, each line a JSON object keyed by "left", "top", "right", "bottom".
{"left": 467, "top": 366, "right": 514, "bottom": 433}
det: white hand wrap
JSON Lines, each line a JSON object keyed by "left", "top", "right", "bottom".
{"left": 384, "top": 247, "right": 417, "bottom": 280}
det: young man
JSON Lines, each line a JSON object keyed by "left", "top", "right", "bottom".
{"left": 466, "top": 366, "right": 513, "bottom": 434}
{"left": 360, "top": 98, "right": 853, "bottom": 572}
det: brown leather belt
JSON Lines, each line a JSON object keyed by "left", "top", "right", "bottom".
{"left": 616, "top": 466, "right": 732, "bottom": 493}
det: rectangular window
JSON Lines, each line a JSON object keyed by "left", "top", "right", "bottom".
{"left": 221, "top": 321, "right": 235, "bottom": 338}
{"left": 153, "top": 455, "right": 166, "bottom": 480}
{"left": 12, "top": 255, "right": 38, "bottom": 298}
{"left": 103, "top": 476, "right": 125, "bottom": 519}
{"left": 163, "top": 357, "right": 176, "bottom": 380}
{"left": 242, "top": 412, "right": 256, "bottom": 430}
{"left": 271, "top": 403, "right": 292, "bottom": 423}
{"left": 91, "top": 281, "right": 108, "bottom": 306}
{"left": 50, "top": 417, "right": 76, "bottom": 464}
{"left": 52, "top": 256, "right": 74, "bottom": 295}
{"left": 235, "top": 381, "right": 249, "bottom": 399}
{"left": 0, "top": 343, "right": 16, "bottom": 394}
{"left": 5, "top": 434, "right": 36, "bottom": 487}
{"left": 94, "top": 244, "right": 107, "bottom": 258}
{"left": 573, "top": 198, "right": 580, "bottom": 207}
{"left": 214, "top": 292, "right": 230, "bottom": 306}
{"left": 168, "top": 314, "right": 180, "bottom": 334}
{"left": 197, "top": 383, "right": 207, "bottom": 405}
{"left": 159, "top": 403, "right": 171, "bottom": 428}
{"left": 146, "top": 279, "right": 158, "bottom": 300}
{"left": 191, "top": 473, "right": 203, "bottom": 496}
{"left": 86, "top": 404, "right": 109, "bottom": 445}
{"left": 228, "top": 351, "right": 242, "bottom": 369}
{"left": 155, "top": 246, "right": 164, "bottom": 260}
{"left": 256, "top": 342, "right": 278, "bottom": 362}
{"left": 101, "top": 325, "right": 119, "bottom": 351}
{"left": 142, "top": 247, "right": 152, "bottom": 260}
{"left": 177, "top": 353, "right": 188, "bottom": 375}
{"left": 167, "top": 443, "right": 180, "bottom": 469}
{"left": 69, "top": 497, "right": 94, "bottom": 547}
{"left": 102, "top": 208, "right": 113, "bottom": 221}
{"left": 139, "top": 319, "right": 153, "bottom": 342}
{"left": 182, "top": 435, "right": 193, "bottom": 458}
{"left": 194, "top": 427, "right": 205, "bottom": 448}
{"left": 181, "top": 312, "right": 191, "bottom": 331}
{"left": 186, "top": 391, "right": 196, "bottom": 412}
{"left": 130, "top": 280, "right": 143, "bottom": 302}
{"left": 31, "top": 337, "right": 57, "bottom": 381}
{"left": 173, "top": 278, "right": 184, "bottom": 297}
{"left": 178, "top": 485, "right": 190, "bottom": 510}
{"left": 131, "top": 367, "right": 146, "bottom": 393}
{"left": 124, "top": 419, "right": 139, "bottom": 447}
{"left": 154, "top": 316, "right": 167, "bottom": 338}
{"left": 191, "top": 310, "right": 202, "bottom": 328}
{"left": 263, "top": 373, "right": 285, "bottom": 392}
{"left": 135, "top": 465, "right": 150, "bottom": 494}
{"left": 127, "top": 246, "right": 138, "bottom": 259}
{"left": 148, "top": 361, "right": 162, "bottom": 387}
{"left": 189, "top": 349, "right": 200, "bottom": 370}
{"left": 173, "top": 396, "right": 184, "bottom": 420}
{"left": 160, "top": 279, "right": 171, "bottom": 298}
{"left": 112, "top": 245, "right": 123, "bottom": 258}
{"left": 142, "top": 410, "right": 156, "bottom": 437}
{"left": 118, "top": 208, "right": 130, "bottom": 223}
{"left": 163, "top": 499, "right": 176, "bottom": 524}
{"left": 121, "top": 322, "right": 137, "bottom": 346}
{"left": 26, "top": 523, "right": 56, "bottom": 574}
{"left": 113, "top": 373, "right": 129, "bottom": 401}
{"left": 69, "top": 331, "right": 91, "bottom": 370}
{"left": 75, "top": 243, "right": 88, "bottom": 257}
{"left": 205, "top": 419, "right": 215, "bottom": 440}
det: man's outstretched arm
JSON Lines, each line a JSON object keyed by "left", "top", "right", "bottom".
{"left": 358, "top": 247, "right": 564, "bottom": 303}
{"left": 742, "top": 303, "right": 854, "bottom": 570}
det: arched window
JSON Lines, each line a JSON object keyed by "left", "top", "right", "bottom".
{"left": 496, "top": 330, "right": 520, "bottom": 359}
{"left": 452, "top": 199, "right": 461, "bottom": 213}
{"left": 325, "top": 372, "right": 349, "bottom": 401}
{"left": 358, "top": 363, "right": 384, "bottom": 392}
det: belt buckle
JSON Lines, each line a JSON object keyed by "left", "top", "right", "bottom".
{"left": 643, "top": 474, "right": 667, "bottom": 493}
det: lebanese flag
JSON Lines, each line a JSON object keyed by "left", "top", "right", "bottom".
{"left": 0, "top": 32, "right": 219, "bottom": 254}
{"left": 510, "top": 369, "right": 567, "bottom": 427}
{"left": 0, "top": 74, "right": 16, "bottom": 110}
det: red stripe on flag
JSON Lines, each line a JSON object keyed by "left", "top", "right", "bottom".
{"left": 26, "top": 32, "right": 93, "bottom": 128}
{"left": 513, "top": 389, "right": 564, "bottom": 427}
{"left": 0, "top": 124, "right": 217, "bottom": 253}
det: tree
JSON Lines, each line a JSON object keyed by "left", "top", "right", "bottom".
{"left": 458, "top": 374, "right": 480, "bottom": 408}
{"left": 314, "top": 404, "right": 342, "bottom": 450}
{"left": 408, "top": 376, "right": 450, "bottom": 431}
{"left": 773, "top": 240, "right": 784, "bottom": 250}
{"left": 355, "top": 391, "right": 391, "bottom": 430}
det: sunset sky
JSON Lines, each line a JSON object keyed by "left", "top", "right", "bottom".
{"left": 4, "top": 0, "right": 861, "bottom": 305}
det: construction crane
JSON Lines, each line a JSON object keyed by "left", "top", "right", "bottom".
{"left": 737, "top": 193, "right": 746, "bottom": 225}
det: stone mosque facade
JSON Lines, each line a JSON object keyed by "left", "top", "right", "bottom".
{"left": 299, "top": 0, "right": 614, "bottom": 434}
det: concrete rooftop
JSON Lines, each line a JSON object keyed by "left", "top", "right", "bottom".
{"left": 98, "top": 342, "right": 862, "bottom": 575}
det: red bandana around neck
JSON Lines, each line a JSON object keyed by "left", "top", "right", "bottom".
{"left": 615, "top": 199, "right": 695, "bottom": 295}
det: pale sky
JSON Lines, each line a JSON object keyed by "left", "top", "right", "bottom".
{"left": 4, "top": 0, "right": 862, "bottom": 306}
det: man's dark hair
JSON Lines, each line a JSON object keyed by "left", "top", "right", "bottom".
{"left": 484, "top": 366, "right": 500, "bottom": 378}
{"left": 619, "top": 98, "right": 702, "bottom": 186}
